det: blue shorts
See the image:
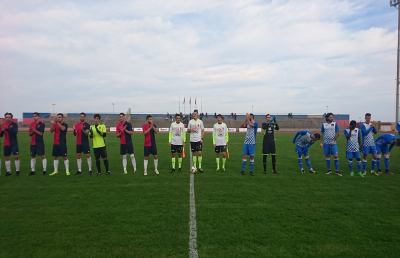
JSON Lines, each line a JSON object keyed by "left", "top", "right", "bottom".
{"left": 376, "top": 144, "right": 389, "bottom": 155}
{"left": 323, "top": 144, "right": 338, "bottom": 156}
{"left": 242, "top": 144, "right": 256, "bottom": 156}
{"left": 346, "top": 151, "right": 361, "bottom": 160}
{"left": 362, "top": 146, "right": 377, "bottom": 155}
{"left": 296, "top": 145, "right": 309, "bottom": 158}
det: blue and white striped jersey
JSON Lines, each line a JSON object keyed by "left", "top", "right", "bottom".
{"left": 294, "top": 130, "right": 313, "bottom": 148}
{"left": 344, "top": 128, "right": 360, "bottom": 152}
{"left": 360, "top": 122, "right": 376, "bottom": 147}
{"left": 244, "top": 121, "right": 258, "bottom": 144}
{"left": 321, "top": 122, "right": 339, "bottom": 144}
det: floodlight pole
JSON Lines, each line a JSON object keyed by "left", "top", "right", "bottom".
{"left": 391, "top": 0, "right": 400, "bottom": 122}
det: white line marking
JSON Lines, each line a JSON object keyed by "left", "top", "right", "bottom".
{"left": 189, "top": 151, "right": 199, "bottom": 258}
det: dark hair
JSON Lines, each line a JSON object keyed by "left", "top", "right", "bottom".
{"left": 94, "top": 114, "right": 101, "bottom": 119}
{"left": 33, "top": 112, "right": 40, "bottom": 117}
{"left": 250, "top": 113, "right": 255, "bottom": 119}
{"left": 175, "top": 113, "right": 181, "bottom": 118}
{"left": 4, "top": 112, "right": 13, "bottom": 118}
{"left": 57, "top": 113, "right": 64, "bottom": 117}
{"left": 313, "top": 133, "right": 321, "bottom": 140}
{"left": 216, "top": 114, "right": 223, "bottom": 119}
{"left": 365, "top": 113, "right": 371, "bottom": 117}
{"left": 80, "top": 112, "right": 86, "bottom": 117}
{"left": 193, "top": 109, "right": 199, "bottom": 114}
{"left": 119, "top": 113, "right": 125, "bottom": 116}
{"left": 146, "top": 115, "right": 152, "bottom": 120}
{"left": 325, "top": 112, "right": 334, "bottom": 119}
{"left": 350, "top": 120, "right": 357, "bottom": 127}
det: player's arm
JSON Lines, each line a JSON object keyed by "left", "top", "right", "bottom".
{"left": 89, "top": 126, "right": 94, "bottom": 138}
{"left": 83, "top": 124, "right": 90, "bottom": 136}
{"left": 292, "top": 131, "right": 301, "bottom": 144}
{"left": 182, "top": 125, "right": 187, "bottom": 144}
{"left": 335, "top": 123, "right": 339, "bottom": 139}
{"left": 212, "top": 125, "right": 216, "bottom": 146}
{"left": 225, "top": 124, "right": 229, "bottom": 145}
{"left": 96, "top": 124, "right": 106, "bottom": 137}
{"left": 168, "top": 125, "right": 173, "bottom": 144}
{"left": 73, "top": 124, "right": 77, "bottom": 136}
{"left": 343, "top": 129, "right": 350, "bottom": 140}
{"left": 153, "top": 124, "right": 158, "bottom": 134}
{"left": 274, "top": 122, "right": 279, "bottom": 131}
{"left": 32, "top": 124, "right": 44, "bottom": 136}
{"left": 125, "top": 123, "right": 134, "bottom": 135}
{"left": 58, "top": 122, "right": 67, "bottom": 132}
{"left": 320, "top": 124, "right": 324, "bottom": 147}
{"left": 358, "top": 130, "right": 362, "bottom": 147}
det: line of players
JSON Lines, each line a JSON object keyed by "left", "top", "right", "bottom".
{"left": 0, "top": 111, "right": 399, "bottom": 176}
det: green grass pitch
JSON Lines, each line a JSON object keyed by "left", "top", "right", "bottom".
{"left": 0, "top": 132, "right": 399, "bottom": 258}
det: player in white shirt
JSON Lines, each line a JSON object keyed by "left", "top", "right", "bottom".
{"left": 187, "top": 110, "right": 205, "bottom": 172}
{"left": 213, "top": 114, "right": 229, "bottom": 172}
{"left": 169, "top": 114, "right": 186, "bottom": 173}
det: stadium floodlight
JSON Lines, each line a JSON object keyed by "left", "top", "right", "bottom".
{"left": 391, "top": 0, "right": 400, "bottom": 123}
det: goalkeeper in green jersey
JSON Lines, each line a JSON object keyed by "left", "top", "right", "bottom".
{"left": 89, "top": 114, "right": 110, "bottom": 175}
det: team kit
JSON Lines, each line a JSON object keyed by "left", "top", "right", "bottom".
{"left": 0, "top": 110, "right": 399, "bottom": 177}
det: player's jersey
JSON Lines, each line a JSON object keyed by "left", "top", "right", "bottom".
{"left": 375, "top": 134, "right": 396, "bottom": 146}
{"left": 30, "top": 121, "right": 45, "bottom": 145}
{"left": 90, "top": 124, "right": 107, "bottom": 148}
{"left": 188, "top": 119, "right": 204, "bottom": 142}
{"left": 244, "top": 121, "right": 258, "bottom": 145}
{"left": 321, "top": 122, "right": 339, "bottom": 144}
{"left": 0, "top": 121, "right": 18, "bottom": 147}
{"left": 116, "top": 121, "right": 133, "bottom": 145}
{"left": 293, "top": 130, "right": 313, "bottom": 148}
{"left": 74, "top": 121, "right": 90, "bottom": 145}
{"left": 169, "top": 122, "right": 186, "bottom": 145}
{"left": 262, "top": 122, "right": 279, "bottom": 144}
{"left": 344, "top": 128, "right": 360, "bottom": 152}
{"left": 142, "top": 123, "right": 157, "bottom": 147}
{"left": 213, "top": 122, "right": 229, "bottom": 146}
{"left": 360, "top": 122, "right": 376, "bottom": 147}
{"left": 52, "top": 122, "right": 68, "bottom": 146}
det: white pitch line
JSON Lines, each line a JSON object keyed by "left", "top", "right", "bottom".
{"left": 189, "top": 151, "right": 199, "bottom": 258}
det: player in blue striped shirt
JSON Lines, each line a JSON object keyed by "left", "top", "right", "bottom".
{"left": 241, "top": 113, "right": 258, "bottom": 176}
{"left": 360, "top": 113, "right": 378, "bottom": 175}
{"left": 320, "top": 113, "right": 341, "bottom": 176}
{"left": 293, "top": 130, "right": 320, "bottom": 174}
{"left": 344, "top": 120, "right": 363, "bottom": 177}
{"left": 375, "top": 134, "right": 399, "bottom": 175}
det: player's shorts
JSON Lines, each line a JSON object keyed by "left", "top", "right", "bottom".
{"left": 52, "top": 144, "right": 67, "bottom": 157}
{"left": 190, "top": 141, "right": 203, "bottom": 152}
{"left": 76, "top": 144, "right": 90, "bottom": 154}
{"left": 94, "top": 146, "right": 107, "bottom": 159}
{"left": 376, "top": 144, "right": 389, "bottom": 155}
{"left": 120, "top": 143, "right": 134, "bottom": 155}
{"left": 144, "top": 145, "right": 158, "bottom": 156}
{"left": 362, "top": 145, "right": 377, "bottom": 155}
{"left": 4, "top": 144, "right": 19, "bottom": 156}
{"left": 215, "top": 145, "right": 227, "bottom": 154}
{"left": 263, "top": 141, "right": 276, "bottom": 154}
{"left": 30, "top": 143, "right": 45, "bottom": 157}
{"left": 296, "top": 145, "right": 309, "bottom": 158}
{"left": 171, "top": 144, "right": 183, "bottom": 154}
{"left": 323, "top": 144, "right": 338, "bottom": 156}
{"left": 242, "top": 144, "right": 256, "bottom": 156}
{"left": 346, "top": 151, "right": 361, "bottom": 160}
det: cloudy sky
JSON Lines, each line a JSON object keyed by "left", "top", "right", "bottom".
{"left": 0, "top": 0, "right": 398, "bottom": 121}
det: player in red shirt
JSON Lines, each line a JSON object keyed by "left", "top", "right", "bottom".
{"left": 29, "top": 112, "right": 47, "bottom": 175}
{"left": 49, "top": 113, "right": 70, "bottom": 176}
{"left": 142, "top": 115, "right": 159, "bottom": 176}
{"left": 73, "top": 112, "right": 92, "bottom": 175}
{"left": 116, "top": 113, "right": 137, "bottom": 174}
{"left": 0, "top": 112, "right": 20, "bottom": 176}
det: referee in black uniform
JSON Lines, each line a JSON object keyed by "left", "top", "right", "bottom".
{"left": 262, "top": 114, "right": 279, "bottom": 174}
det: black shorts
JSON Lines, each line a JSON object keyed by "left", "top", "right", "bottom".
{"left": 4, "top": 145, "right": 19, "bottom": 156}
{"left": 144, "top": 145, "right": 157, "bottom": 157}
{"left": 215, "top": 145, "right": 227, "bottom": 154}
{"left": 76, "top": 144, "right": 90, "bottom": 154}
{"left": 52, "top": 144, "right": 67, "bottom": 157}
{"left": 263, "top": 142, "right": 276, "bottom": 154}
{"left": 94, "top": 147, "right": 107, "bottom": 159}
{"left": 30, "top": 143, "right": 45, "bottom": 157}
{"left": 190, "top": 142, "right": 203, "bottom": 152}
{"left": 171, "top": 144, "right": 183, "bottom": 154}
{"left": 120, "top": 143, "right": 134, "bottom": 155}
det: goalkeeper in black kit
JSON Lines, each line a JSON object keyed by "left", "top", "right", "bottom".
{"left": 262, "top": 114, "right": 279, "bottom": 174}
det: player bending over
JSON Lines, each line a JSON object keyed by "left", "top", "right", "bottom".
{"left": 293, "top": 130, "right": 320, "bottom": 174}
{"left": 375, "top": 133, "right": 399, "bottom": 175}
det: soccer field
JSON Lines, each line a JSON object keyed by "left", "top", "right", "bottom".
{"left": 0, "top": 132, "right": 399, "bottom": 258}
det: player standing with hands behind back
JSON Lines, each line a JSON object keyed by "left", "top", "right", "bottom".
{"left": 90, "top": 114, "right": 110, "bottom": 176}
{"left": 187, "top": 110, "right": 205, "bottom": 173}
{"left": 262, "top": 114, "right": 279, "bottom": 174}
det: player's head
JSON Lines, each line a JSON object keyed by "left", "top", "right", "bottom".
{"left": 146, "top": 114, "right": 153, "bottom": 124}
{"left": 216, "top": 114, "right": 223, "bottom": 123}
{"left": 325, "top": 112, "right": 334, "bottom": 123}
{"left": 250, "top": 113, "right": 255, "bottom": 120}
{"left": 32, "top": 112, "right": 40, "bottom": 122}
{"left": 56, "top": 113, "right": 64, "bottom": 122}
{"left": 265, "top": 114, "right": 271, "bottom": 122}
{"left": 175, "top": 113, "right": 181, "bottom": 123}
{"left": 349, "top": 120, "right": 357, "bottom": 130}
{"left": 79, "top": 112, "right": 86, "bottom": 122}
{"left": 311, "top": 132, "right": 321, "bottom": 141}
{"left": 93, "top": 114, "right": 101, "bottom": 124}
{"left": 192, "top": 110, "right": 198, "bottom": 119}
{"left": 119, "top": 113, "right": 125, "bottom": 122}
{"left": 4, "top": 112, "right": 13, "bottom": 122}
{"left": 365, "top": 113, "right": 372, "bottom": 123}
